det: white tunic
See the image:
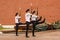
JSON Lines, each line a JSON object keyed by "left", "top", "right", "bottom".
{"left": 31, "top": 14, "right": 37, "bottom": 21}
{"left": 15, "top": 15, "right": 21, "bottom": 23}
{"left": 25, "top": 12, "right": 31, "bottom": 22}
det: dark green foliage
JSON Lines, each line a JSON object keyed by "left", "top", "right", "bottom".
{"left": 52, "top": 20, "right": 60, "bottom": 29}
{"left": 35, "top": 23, "right": 48, "bottom": 32}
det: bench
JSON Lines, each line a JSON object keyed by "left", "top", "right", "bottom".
{"left": 14, "top": 24, "right": 32, "bottom": 30}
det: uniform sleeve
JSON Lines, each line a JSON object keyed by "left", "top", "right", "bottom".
{"left": 18, "top": 16, "right": 21, "bottom": 18}
{"left": 35, "top": 15, "right": 38, "bottom": 18}
{"left": 16, "top": 16, "right": 21, "bottom": 19}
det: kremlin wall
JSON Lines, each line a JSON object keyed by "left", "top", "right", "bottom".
{"left": 0, "top": 0, "right": 60, "bottom": 25}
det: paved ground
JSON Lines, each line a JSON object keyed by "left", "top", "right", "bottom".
{"left": 0, "top": 30, "right": 60, "bottom": 40}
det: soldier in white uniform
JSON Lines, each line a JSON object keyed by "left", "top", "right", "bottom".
{"left": 25, "top": 9, "right": 32, "bottom": 38}
{"left": 31, "top": 11, "right": 46, "bottom": 37}
{"left": 31, "top": 11, "right": 37, "bottom": 37}
{"left": 15, "top": 12, "right": 21, "bottom": 36}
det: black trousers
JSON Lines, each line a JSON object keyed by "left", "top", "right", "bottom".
{"left": 26, "top": 21, "right": 30, "bottom": 37}
{"left": 32, "top": 21, "right": 36, "bottom": 36}
{"left": 15, "top": 22, "right": 25, "bottom": 36}
{"left": 31, "top": 18, "right": 45, "bottom": 36}
{"left": 15, "top": 23, "right": 19, "bottom": 36}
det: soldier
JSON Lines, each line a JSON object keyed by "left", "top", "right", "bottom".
{"left": 25, "top": 9, "right": 32, "bottom": 38}
{"left": 31, "top": 11, "right": 45, "bottom": 37}
{"left": 15, "top": 12, "right": 21, "bottom": 36}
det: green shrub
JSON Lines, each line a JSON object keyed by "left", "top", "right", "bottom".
{"left": 35, "top": 23, "right": 48, "bottom": 32}
{"left": 52, "top": 20, "right": 60, "bottom": 29}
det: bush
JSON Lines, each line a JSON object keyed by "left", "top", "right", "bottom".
{"left": 35, "top": 23, "right": 48, "bottom": 32}
{"left": 52, "top": 20, "right": 60, "bottom": 29}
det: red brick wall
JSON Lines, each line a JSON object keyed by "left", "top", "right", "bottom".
{"left": 0, "top": 0, "right": 60, "bottom": 25}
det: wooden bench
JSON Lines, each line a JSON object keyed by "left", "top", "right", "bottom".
{"left": 14, "top": 24, "right": 32, "bottom": 30}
